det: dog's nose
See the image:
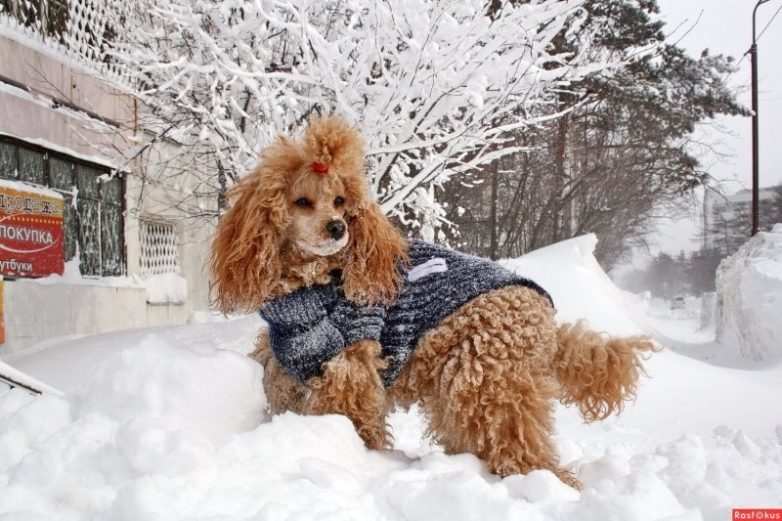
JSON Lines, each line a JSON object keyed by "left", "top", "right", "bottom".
{"left": 326, "top": 219, "right": 346, "bottom": 240}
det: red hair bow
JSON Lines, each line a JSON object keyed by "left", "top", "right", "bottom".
{"left": 312, "top": 161, "right": 329, "bottom": 175}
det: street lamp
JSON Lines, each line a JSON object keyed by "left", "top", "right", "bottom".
{"left": 750, "top": 0, "right": 775, "bottom": 236}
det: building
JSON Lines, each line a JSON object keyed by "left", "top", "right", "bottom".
{"left": 0, "top": 3, "right": 216, "bottom": 356}
{"left": 702, "top": 187, "right": 778, "bottom": 256}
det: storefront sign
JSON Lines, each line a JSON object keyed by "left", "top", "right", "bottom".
{"left": 0, "top": 180, "right": 64, "bottom": 277}
{"left": 0, "top": 277, "right": 5, "bottom": 343}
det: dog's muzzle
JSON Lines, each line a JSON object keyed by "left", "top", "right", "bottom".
{"left": 326, "top": 219, "right": 346, "bottom": 240}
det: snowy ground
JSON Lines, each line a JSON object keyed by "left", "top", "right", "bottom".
{"left": 1, "top": 236, "right": 781, "bottom": 521}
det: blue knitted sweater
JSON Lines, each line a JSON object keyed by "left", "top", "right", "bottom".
{"left": 259, "top": 240, "right": 552, "bottom": 387}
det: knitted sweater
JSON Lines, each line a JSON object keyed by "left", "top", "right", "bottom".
{"left": 259, "top": 240, "right": 552, "bottom": 387}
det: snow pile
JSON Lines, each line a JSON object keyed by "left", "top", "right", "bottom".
{"left": 699, "top": 292, "right": 717, "bottom": 330}
{"left": 1, "top": 235, "right": 781, "bottom": 520}
{"left": 33, "top": 256, "right": 188, "bottom": 304}
{"left": 715, "top": 224, "right": 782, "bottom": 363}
{"left": 34, "top": 254, "right": 139, "bottom": 288}
{"left": 142, "top": 272, "right": 188, "bottom": 304}
{"left": 500, "top": 234, "right": 643, "bottom": 336}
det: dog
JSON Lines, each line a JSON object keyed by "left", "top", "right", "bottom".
{"left": 209, "top": 117, "right": 655, "bottom": 488}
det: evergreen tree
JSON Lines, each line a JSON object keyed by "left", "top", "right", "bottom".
{"left": 449, "top": 0, "right": 748, "bottom": 267}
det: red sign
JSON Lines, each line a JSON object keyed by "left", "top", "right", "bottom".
{"left": 1, "top": 277, "right": 5, "bottom": 343}
{"left": 0, "top": 180, "right": 64, "bottom": 278}
{"left": 733, "top": 510, "right": 782, "bottom": 520}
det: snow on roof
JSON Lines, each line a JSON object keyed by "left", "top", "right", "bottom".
{"left": 0, "top": 177, "right": 63, "bottom": 200}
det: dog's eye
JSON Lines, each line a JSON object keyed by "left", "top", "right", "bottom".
{"left": 334, "top": 197, "right": 345, "bottom": 207}
{"left": 294, "top": 197, "right": 312, "bottom": 208}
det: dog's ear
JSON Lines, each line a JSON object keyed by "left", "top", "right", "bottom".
{"left": 209, "top": 138, "right": 301, "bottom": 314}
{"left": 341, "top": 201, "right": 407, "bottom": 306}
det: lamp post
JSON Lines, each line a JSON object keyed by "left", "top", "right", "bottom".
{"left": 750, "top": 0, "right": 774, "bottom": 236}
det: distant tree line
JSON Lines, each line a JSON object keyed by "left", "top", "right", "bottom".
{"left": 620, "top": 250, "right": 722, "bottom": 299}
{"left": 620, "top": 183, "right": 782, "bottom": 297}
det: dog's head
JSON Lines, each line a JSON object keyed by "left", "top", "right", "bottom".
{"left": 209, "top": 117, "right": 407, "bottom": 314}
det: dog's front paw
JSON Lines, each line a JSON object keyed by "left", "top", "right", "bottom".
{"left": 356, "top": 419, "right": 392, "bottom": 451}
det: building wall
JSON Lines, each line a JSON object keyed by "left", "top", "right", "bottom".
{"left": 0, "top": 32, "right": 216, "bottom": 357}
{"left": 703, "top": 188, "right": 776, "bottom": 255}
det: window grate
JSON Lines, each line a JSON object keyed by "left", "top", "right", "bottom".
{"left": 0, "top": 136, "right": 125, "bottom": 277}
{"left": 139, "top": 220, "right": 179, "bottom": 277}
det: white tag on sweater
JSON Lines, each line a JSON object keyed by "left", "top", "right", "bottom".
{"left": 408, "top": 257, "right": 448, "bottom": 282}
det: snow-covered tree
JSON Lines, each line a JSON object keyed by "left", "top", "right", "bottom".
{"left": 104, "top": 0, "right": 594, "bottom": 237}
{"left": 447, "top": 0, "right": 748, "bottom": 265}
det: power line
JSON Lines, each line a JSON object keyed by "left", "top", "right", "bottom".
{"left": 757, "top": 3, "right": 782, "bottom": 41}
{"left": 737, "top": 3, "right": 782, "bottom": 69}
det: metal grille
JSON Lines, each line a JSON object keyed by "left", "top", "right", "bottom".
{"left": 0, "top": 136, "right": 126, "bottom": 277}
{"left": 139, "top": 220, "right": 179, "bottom": 277}
{"left": 0, "top": 0, "right": 129, "bottom": 85}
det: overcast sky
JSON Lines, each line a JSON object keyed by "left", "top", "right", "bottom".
{"left": 650, "top": 0, "right": 782, "bottom": 254}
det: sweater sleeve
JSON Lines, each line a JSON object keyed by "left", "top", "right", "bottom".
{"left": 259, "top": 284, "right": 346, "bottom": 384}
{"left": 265, "top": 317, "right": 347, "bottom": 383}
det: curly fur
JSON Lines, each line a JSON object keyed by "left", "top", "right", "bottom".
{"left": 555, "top": 321, "right": 658, "bottom": 422}
{"left": 250, "top": 333, "right": 308, "bottom": 416}
{"left": 209, "top": 117, "right": 407, "bottom": 313}
{"left": 210, "top": 116, "right": 654, "bottom": 489}
{"left": 305, "top": 340, "right": 391, "bottom": 450}
{"left": 389, "top": 286, "right": 578, "bottom": 486}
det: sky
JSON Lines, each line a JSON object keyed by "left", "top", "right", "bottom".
{"left": 650, "top": 0, "right": 782, "bottom": 254}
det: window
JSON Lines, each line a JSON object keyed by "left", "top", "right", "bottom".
{"left": 139, "top": 220, "right": 179, "bottom": 276}
{"left": 0, "top": 136, "right": 125, "bottom": 277}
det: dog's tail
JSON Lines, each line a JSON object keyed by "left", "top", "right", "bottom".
{"left": 554, "top": 321, "right": 657, "bottom": 422}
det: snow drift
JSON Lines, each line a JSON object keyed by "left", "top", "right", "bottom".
{"left": 500, "top": 234, "right": 644, "bottom": 336}
{"left": 716, "top": 224, "right": 782, "bottom": 363}
{"left": 1, "top": 235, "right": 781, "bottom": 521}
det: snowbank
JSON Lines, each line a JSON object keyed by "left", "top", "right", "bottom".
{"left": 500, "top": 234, "right": 644, "bottom": 336}
{"left": 3, "top": 318, "right": 781, "bottom": 521}
{"left": 716, "top": 224, "right": 782, "bottom": 363}
{"left": 1, "top": 235, "right": 781, "bottom": 520}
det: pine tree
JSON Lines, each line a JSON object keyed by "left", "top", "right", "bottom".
{"left": 449, "top": 0, "right": 748, "bottom": 267}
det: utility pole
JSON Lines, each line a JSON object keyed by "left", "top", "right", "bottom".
{"left": 750, "top": 0, "right": 775, "bottom": 236}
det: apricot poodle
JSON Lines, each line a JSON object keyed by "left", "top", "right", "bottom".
{"left": 209, "top": 117, "right": 655, "bottom": 488}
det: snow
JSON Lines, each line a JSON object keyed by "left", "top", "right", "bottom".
{"left": 0, "top": 360, "right": 63, "bottom": 396}
{"left": 0, "top": 13, "right": 130, "bottom": 91}
{"left": 34, "top": 255, "right": 187, "bottom": 306}
{"left": 715, "top": 224, "right": 782, "bottom": 363}
{"left": 0, "top": 130, "right": 119, "bottom": 172}
{"left": 0, "top": 177, "right": 63, "bottom": 200}
{"left": 1, "top": 235, "right": 781, "bottom": 520}
{"left": 141, "top": 272, "right": 188, "bottom": 304}
{"left": 33, "top": 254, "right": 139, "bottom": 287}
{"left": 500, "top": 234, "right": 643, "bottom": 336}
